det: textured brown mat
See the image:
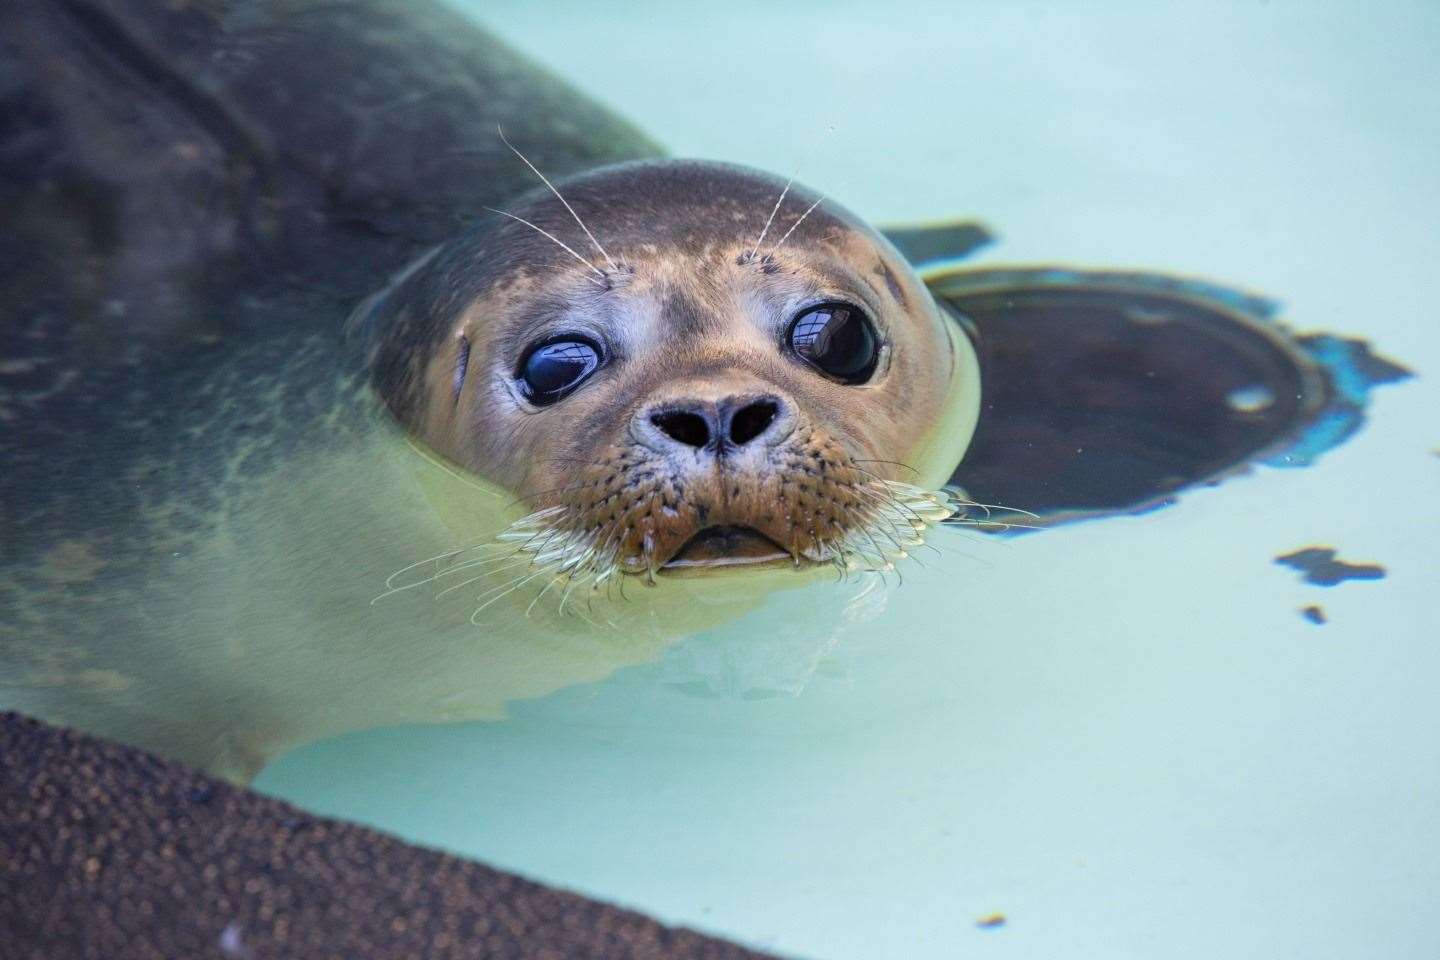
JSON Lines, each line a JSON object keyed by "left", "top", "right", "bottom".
{"left": 0, "top": 712, "right": 780, "bottom": 960}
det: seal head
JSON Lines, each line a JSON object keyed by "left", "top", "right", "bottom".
{"left": 357, "top": 160, "right": 980, "bottom": 586}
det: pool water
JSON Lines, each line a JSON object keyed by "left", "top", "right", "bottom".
{"left": 257, "top": 2, "right": 1440, "bottom": 958}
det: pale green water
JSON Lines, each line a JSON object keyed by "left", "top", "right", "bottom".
{"left": 258, "top": 2, "right": 1440, "bottom": 958}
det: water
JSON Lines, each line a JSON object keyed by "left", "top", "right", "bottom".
{"left": 239, "top": 3, "right": 1440, "bottom": 955}
{"left": 243, "top": 2, "right": 1440, "bottom": 957}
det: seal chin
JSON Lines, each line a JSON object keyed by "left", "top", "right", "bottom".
{"left": 660, "top": 525, "right": 793, "bottom": 574}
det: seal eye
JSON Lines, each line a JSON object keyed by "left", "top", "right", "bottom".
{"left": 518, "top": 338, "right": 602, "bottom": 405}
{"left": 787, "top": 302, "right": 880, "bottom": 383}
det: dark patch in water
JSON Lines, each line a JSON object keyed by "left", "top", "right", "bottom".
{"left": 1275, "top": 547, "right": 1386, "bottom": 587}
{"left": 1300, "top": 604, "right": 1327, "bottom": 625}
{"left": 925, "top": 265, "right": 1412, "bottom": 533}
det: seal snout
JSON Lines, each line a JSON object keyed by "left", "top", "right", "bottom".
{"left": 639, "top": 394, "right": 790, "bottom": 456}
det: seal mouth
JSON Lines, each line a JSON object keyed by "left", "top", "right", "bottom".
{"left": 661, "top": 524, "right": 792, "bottom": 572}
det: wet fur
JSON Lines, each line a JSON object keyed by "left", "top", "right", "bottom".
{"left": 4, "top": 15, "right": 978, "bottom": 779}
{"left": 359, "top": 160, "right": 978, "bottom": 589}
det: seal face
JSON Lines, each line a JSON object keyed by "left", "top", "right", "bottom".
{"left": 359, "top": 160, "right": 979, "bottom": 592}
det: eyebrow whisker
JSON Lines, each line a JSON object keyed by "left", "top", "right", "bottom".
{"left": 752, "top": 175, "right": 795, "bottom": 257}
{"left": 769, "top": 195, "right": 825, "bottom": 254}
{"left": 498, "top": 124, "right": 619, "bottom": 272}
{"left": 484, "top": 207, "right": 608, "bottom": 287}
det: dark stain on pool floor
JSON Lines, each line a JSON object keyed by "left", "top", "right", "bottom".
{"left": 1275, "top": 547, "right": 1387, "bottom": 587}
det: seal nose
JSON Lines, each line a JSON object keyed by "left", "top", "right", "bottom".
{"left": 727, "top": 398, "right": 779, "bottom": 445}
{"left": 648, "top": 397, "right": 783, "bottom": 452}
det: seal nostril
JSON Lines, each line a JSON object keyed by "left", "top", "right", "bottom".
{"left": 728, "top": 400, "right": 779, "bottom": 446}
{"left": 651, "top": 411, "right": 711, "bottom": 448}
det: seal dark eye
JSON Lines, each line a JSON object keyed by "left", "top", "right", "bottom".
{"left": 518, "top": 338, "right": 602, "bottom": 405}
{"left": 787, "top": 302, "right": 880, "bottom": 384}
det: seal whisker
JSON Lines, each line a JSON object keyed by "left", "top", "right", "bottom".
{"left": 387, "top": 546, "right": 503, "bottom": 586}
{"left": 517, "top": 523, "right": 580, "bottom": 568}
{"left": 947, "top": 518, "right": 1045, "bottom": 532}
{"left": 851, "top": 458, "right": 922, "bottom": 478}
{"left": 557, "top": 569, "right": 589, "bottom": 618}
{"left": 428, "top": 547, "right": 530, "bottom": 582}
{"left": 497, "top": 124, "right": 618, "bottom": 271}
{"left": 484, "top": 207, "right": 608, "bottom": 285}
{"left": 852, "top": 491, "right": 919, "bottom": 548}
{"left": 865, "top": 509, "right": 922, "bottom": 557}
{"left": 525, "top": 575, "right": 564, "bottom": 618}
{"left": 506, "top": 477, "right": 603, "bottom": 510}
{"left": 484, "top": 506, "right": 633, "bottom": 614}
{"left": 555, "top": 571, "right": 609, "bottom": 627}
{"left": 769, "top": 195, "right": 825, "bottom": 254}
{"left": 816, "top": 478, "right": 955, "bottom": 574}
{"left": 466, "top": 565, "right": 546, "bottom": 604}
{"left": 853, "top": 523, "right": 902, "bottom": 571}
{"left": 468, "top": 568, "right": 553, "bottom": 623}
{"left": 941, "top": 487, "right": 1042, "bottom": 520}
{"left": 375, "top": 549, "right": 464, "bottom": 598}
{"left": 848, "top": 477, "right": 930, "bottom": 525}
{"left": 434, "top": 557, "right": 537, "bottom": 600}
{"left": 492, "top": 526, "right": 563, "bottom": 562}
{"left": 847, "top": 478, "right": 944, "bottom": 535}
{"left": 372, "top": 543, "right": 512, "bottom": 603}
{"left": 952, "top": 500, "right": 1042, "bottom": 521}
{"left": 751, "top": 175, "right": 796, "bottom": 259}
{"left": 430, "top": 571, "right": 506, "bottom": 601}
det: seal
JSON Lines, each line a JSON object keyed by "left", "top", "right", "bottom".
{"left": 1, "top": 0, "right": 1402, "bottom": 781}
{"left": 0, "top": 0, "right": 971, "bottom": 780}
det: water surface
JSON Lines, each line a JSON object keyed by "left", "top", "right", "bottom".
{"left": 259, "top": 3, "right": 1440, "bottom": 957}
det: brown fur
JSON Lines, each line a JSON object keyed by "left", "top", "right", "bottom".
{"left": 360, "top": 160, "right": 971, "bottom": 579}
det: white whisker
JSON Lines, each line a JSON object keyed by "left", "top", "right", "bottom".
{"left": 484, "top": 208, "right": 607, "bottom": 285}
{"left": 958, "top": 502, "right": 1042, "bottom": 521}
{"left": 469, "top": 568, "right": 552, "bottom": 623}
{"left": 433, "top": 558, "right": 534, "bottom": 600}
{"left": 497, "top": 125, "right": 618, "bottom": 271}
{"left": 770, "top": 195, "right": 825, "bottom": 254}
{"left": 372, "top": 544, "right": 498, "bottom": 604}
{"left": 949, "top": 518, "right": 1045, "bottom": 532}
{"left": 941, "top": 486, "right": 1042, "bottom": 520}
{"left": 752, "top": 122, "right": 841, "bottom": 260}
{"left": 430, "top": 547, "right": 524, "bottom": 581}
{"left": 525, "top": 575, "right": 564, "bottom": 618}
{"left": 752, "top": 175, "right": 796, "bottom": 256}
{"left": 383, "top": 549, "right": 464, "bottom": 589}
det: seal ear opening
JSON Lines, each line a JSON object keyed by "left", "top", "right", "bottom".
{"left": 924, "top": 267, "right": 1410, "bottom": 531}
{"left": 452, "top": 335, "right": 471, "bottom": 403}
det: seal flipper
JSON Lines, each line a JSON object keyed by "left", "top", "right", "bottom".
{"left": 923, "top": 267, "right": 1412, "bottom": 530}
{"left": 881, "top": 220, "right": 995, "bottom": 269}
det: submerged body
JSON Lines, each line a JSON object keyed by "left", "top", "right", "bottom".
{"left": 0, "top": 0, "right": 974, "bottom": 779}
{"left": 2, "top": 0, "right": 1391, "bottom": 781}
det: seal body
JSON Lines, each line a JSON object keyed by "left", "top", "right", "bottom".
{"left": 0, "top": 0, "right": 649, "bottom": 778}
{"left": 0, "top": 0, "right": 977, "bottom": 779}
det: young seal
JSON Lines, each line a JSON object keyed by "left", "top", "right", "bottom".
{"left": 0, "top": 0, "right": 1402, "bottom": 780}
{"left": 0, "top": 0, "right": 970, "bottom": 780}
